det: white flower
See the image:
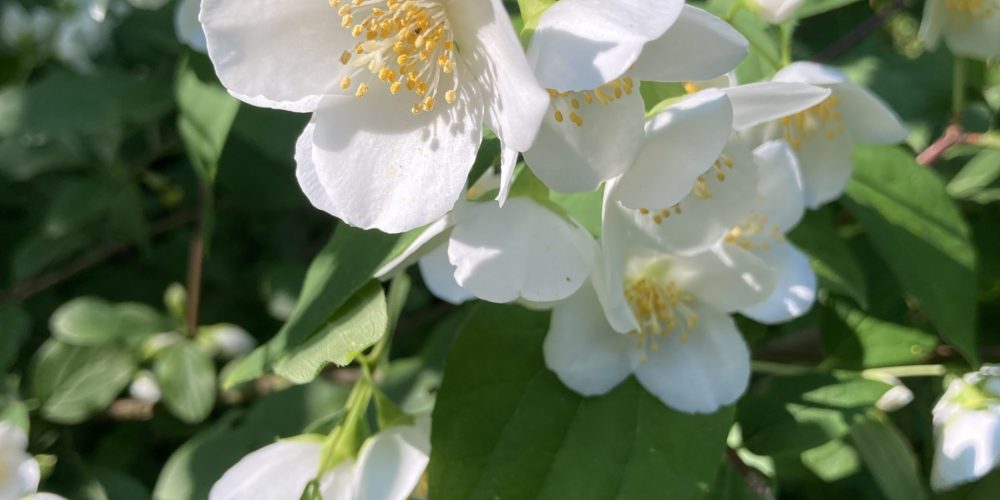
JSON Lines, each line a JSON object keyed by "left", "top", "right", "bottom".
{"left": 920, "top": 0, "right": 1000, "bottom": 60}
{"left": 375, "top": 195, "right": 597, "bottom": 305}
{"left": 0, "top": 422, "right": 40, "bottom": 500}
{"left": 205, "top": 324, "right": 256, "bottom": 359}
{"left": 174, "top": 0, "right": 205, "bottom": 52}
{"left": 51, "top": 0, "right": 114, "bottom": 73}
{"left": 931, "top": 367, "right": 1000, "bottom": 492}
{"left": 210, "top": 423, "right": 429, "bottom": 500}
{"left": 200, "top": 0, "right": 549, "bottom": 233}
{"left": 128, "top": 370, "right": 162, "bottom": 404}
{"left": 754, "top": 62, "right": 907, "bottom": 208}
{"left": 0, "top": 3, "right": 55, "bottom": 49}
{"left": 522, "top": 0, "right": 749, "bottom": 193}
{"left": 750, "top": 0, "right": 805, "bottom": 24}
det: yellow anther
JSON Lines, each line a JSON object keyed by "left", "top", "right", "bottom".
{"left": 553, "top": 110, "right": 564, "bottom": 123}
{"left": 639, "top": 208, "right": 650, "bottom": 215}
{"left": 340, "top": 76, "right": 352, "bottom": 89}
{"left": 390, "top": 81, "right": 403, "bottom": 94}
{"left": 445, "top": 89, "right": 457, "bottom": 103}
{"left": 355, "top": 82, "right": 369, "bottom": 97}
{"left": 570, "top": 112, "right": 583, "bottom": 127}
{"left": 571, "top": 98, "right": 580, "bottom": 109}
{"left": 693, "top": 177, "right": 712, "bottom": 199}
{"left": 340, "top": 51, "right": 352, "bottom": 64}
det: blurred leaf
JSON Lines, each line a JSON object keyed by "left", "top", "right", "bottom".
{"left": 738, "top": 373, "right": 890, "bottom": 455}
{"left": 845, "top": 146, "right": 978, "bottom": 364}
{"left": 800, "top": 438, "right": 861, "bottom": 482}
{"left": 225, "top": 225, "right": 399, "bottom": 388}
{"left": 176, "top": 55, "right": 239, "bottom": 184}
{"left": 155, "top": 339, "right": 217, "bottom": 424}
{"left": 550, "top": 188, "right": 603, "bottom": 238}
{"left": 273, "top": 280, "right": 388, "bottom": 384}
{"left": 51, "top": 297, "right": 167, "bottom": 347}
{"left": 796, "top": 0, "right": 863, "bottom": 18}
{"left": 516, "top": 0, "right": 556, "bottom": 38}
{"left": 788, "top": 208, "right": 868, "bottom": 307}
{"left": 850, "top": 414, "right": 927, "bottom": 500}
{"left": 429, "top": 303, "right": 735, "bottom": 500}
{"left": 821, "top": 297, "right": 938, "bottom": 369}
{"left": 706, "top": 0, "right": 781, "bottom": 82}
{"left": 32, "top": 340, "right": 136, "bottom": 424}
{"left": 948, "top": 150, "right": 1000, "bottom": 200}
{"left": 153, "top": 382, "right": 347, "bottom": 500}
{"left": 705, "top": 459, "right": 770, "bottom": 500}
{"left": 0, "top": 303, "right": 30, "bottom": 371}
{"left": 94, "top": 467, "right": 152, "bottom": 500}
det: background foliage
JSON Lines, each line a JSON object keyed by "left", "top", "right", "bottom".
{"left": 1, "top": 0, "right": 999, "bottom": 499}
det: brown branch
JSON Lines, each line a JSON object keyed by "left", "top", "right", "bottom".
{"left": 726, "top": 447, "right": 776, "bottom": 500}
{"left": 184, "top": 186, "right": 209, "bottom": 337}
{"left": 812, "top": 0, "right": 906, "bottom": 63}
{"left": 2, "top": 209, "right": 199, "bottom": 302}
{"left": 917, "top": 123, "right": 986, "bottom": 165}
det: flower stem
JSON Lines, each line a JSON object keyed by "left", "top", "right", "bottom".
{"left": 863, "top": 365, "right": 947, "bottom": 379}
{"left": 780, "top": 22, "right": 796, "bottom": 67}
{"left": 952, "top": 56, "right": 967, "bottom": 119}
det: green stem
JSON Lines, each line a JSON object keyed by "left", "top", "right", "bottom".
{"left": 317, "top": 378, "right": 372, "bottom": 474}
{"left": 863, "top": 365, "right": 947, "bottom": 379}
{"left": 780, "top": 22, "right": 795, "bottom": 67}
{"left": 751, "top": 361, "right": 818, "bottom": 376}
{"left": 725, "top": 0, "right": 747, "bottom": 22}
{"left": 952, "top": 56, "right": 967, "bottom": 118}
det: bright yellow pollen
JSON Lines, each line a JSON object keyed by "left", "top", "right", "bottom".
{"left": 545, "top": 76, "right": 634, "bottom": 127}
{"left": 781, "top": 96, "right": 844, "bottom": 149}
{"left": 332, "top": 0, "right": 460, "bottom": 114}
{"left": 682, "top": 82, "right": 701, "bottom": 94}
{"left": 625, "top": 275, "right": 697, "bottom": 362}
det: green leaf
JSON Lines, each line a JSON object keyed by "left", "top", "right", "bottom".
{"left": 429, "top": 304, "right": 735, "bottom": 500}
{"left": 738, "top": 373, "right": 890, "bottom": 455}
{"left": 549, "top": 188, "right": 604, "bottom": 238}
{"left": 0, "top": 303, "right": 30, "bottom": 371}
{"left": 272, "top": 280, "right": 388, "bottom": 384}
{"left": 948, "top": 150, "right": 1000, "bottom": 200}
{"left": 153, "top": 382, "right": 348, "bottom": 500}
{"left": 516, "top": 0, "right": 557, "bottom": 39}
{"left": 820, "top": 297, "right": 938, "bottom": 369}
{"left": 796, "top": 0, "right": 863, "bottom": 19}
{"left": 176, "top": 54, "right": 240, "bottom": 185}
{"left": 155, "top": 339, "right": 217, "bottom": 424}
{"left": 788, "top": 208, "right": 868, "bottom": 307}
{"left": 225, "top": 225, "right": 399, "bottom": 388}
{"left": 32, "top": 341, "right": 136, "bottom": 424}
{"left": 850, "top": 414, "right": 928, "bottom": 500}
{"left": 50, "top": 297, "right": 168, "bottom": 347}
{"left": 800, "top": 439, "right": 861, "bottom": 482}
{"left": 844, "top": 146, "right": 978, "bottom": 364}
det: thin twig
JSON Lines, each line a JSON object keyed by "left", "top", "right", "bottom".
{"left": 812, "top": 0, "right": 906, "bottom": 63}
{"left": 916, "top": 123, "right": 986, "bottom": 165}
{"left": 184, "top": 185, "right": 209, "bottom": 337}
{"left": 1, "top": 209, "right": 199, "bottom": 302}
{"left": 726, "top": 447, "right": 776, "bottom": 500}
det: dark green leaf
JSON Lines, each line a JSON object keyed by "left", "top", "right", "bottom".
{"left": 850, "top": 414, "right": 928, "bottom": 500}
{"left": 844, "top": 146, "right": 978, "bottom": 364}
{"left": 176, "top": 54, "right": 240, "bottom": 184}
{"left": 948, "top": 150, "right": 1000, "bottom": 200}
{"left": 788, "top": 208, "right": 868, "bottom": 307}
{"left": 0, "top": 303, "right": 30, "bottom": 371}
{"left": 820, "top": 297, "right": 938, "bottom": 369}
{"left": 429, "top": 304, "right": 735, "bottom": 500}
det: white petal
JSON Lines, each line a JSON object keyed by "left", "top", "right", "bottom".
{"left": 670, "top": 244, "right": 777, "bottom": 313}
{"left": 209, "top": 441, "right": 322, "bottom": 500}
{"left": 319, "top": 460, "right": 357, "bottom": 500}
{"left": 623, "top": 136, "right": 759, "bottom": 256}
{"left": 740, "top": 242, "right": 816, "bottom": 324}
{"left": 615, "top": 89, "right": 734, "bottom": 210}
{"left": 418, "top": 243, "right": 475, "bottom": 305}
{"left": 772, "top": 61, "right": 848, "bottom": 86}
{"left": 200, "top": 0, "right": 352, "bottom": 112}
{"left": 447, "top": 198, "right": 596, "bottom": 303}
{"left": 941, "top": 11, "right": 1000, "bottom": 60}
{"left": 355, "top": 426, "right": 430, "bottom": 500}
{"left": 16, "top": 457, "right": 41, "bottom": 497}
{"left": 450, "top": 0, "right": 549, "bottom": 154}
{"left": 374, "top": 216, "right": 455, "bottom": 280}
{"left": 725, "top": 82, "right": 831, "bottom": 130}
{"left": 786, "top": 127, "right": 854, "bottom": 208}
{"left": 751, "top": 0, "right": 805, "bottom": 24}
{"left": 918, "top": 0, "right": 946, "bottom": 50}
{"left": 832, "top": 83, "right": 908, "bottom": 144}
{"left": 931, "top": 408, "right": 1000, "bottom": 491}
{"left": 175, "top": 0, "right": 206, "bottom": 53}
{"left": 629, "top": 5, "right": 748, "bottom": 83}
{"left": 527, "top": 0, "right": 684, "bottom": 91}
{"left": 523, "top": 89, "right": 645, "bottom": 193}
{"left": 544, "top": 283, "right": 638, "bottom": 396}
{"left": 296, "top": 90, "right": 483, "bottom": 234}
{"left": 752, "top": 140, "right": 805, "bottom": 232}
{"left": 598, "top": 183, "right": 655, "bottom": 333}
{"left": 634, "top": 300, "right": 749, "bottom": 414}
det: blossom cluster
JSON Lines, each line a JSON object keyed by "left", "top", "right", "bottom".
{"left": 125, "top": 0, "right": 1000, "bottom": 498}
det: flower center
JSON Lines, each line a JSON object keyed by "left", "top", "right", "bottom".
{"left": 546, "top": 76, "right": 635, "bottom": 127}
{"left": 724, "top": 214, "right": 784, "bottom": 250}
{"left": 332, "top": 0, "right": 459, "bottom": 114}
{"left": 945, "top": 0, "right": 995, "bottom": 16}
{"left": 624, "top": 276, "right": 697, "bottom": 362}
{"left": 780, "top": 96, "right": 844, "bottom": 149}
{"left": 636, "top": 154, "right": 735, "bottom": 224}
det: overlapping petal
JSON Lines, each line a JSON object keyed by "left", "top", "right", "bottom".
{"left": 740, "top": 242, "right": 816, "bottom": 324}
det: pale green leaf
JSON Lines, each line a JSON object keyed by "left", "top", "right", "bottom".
{"left": 176, "top": 55, "right": 239, "bottom": 184}
{"left": 155, "top": 340, "right": 217, "bottom": 424}
{"left": 32, "top": 341, "right": 136, "bottom": 424}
